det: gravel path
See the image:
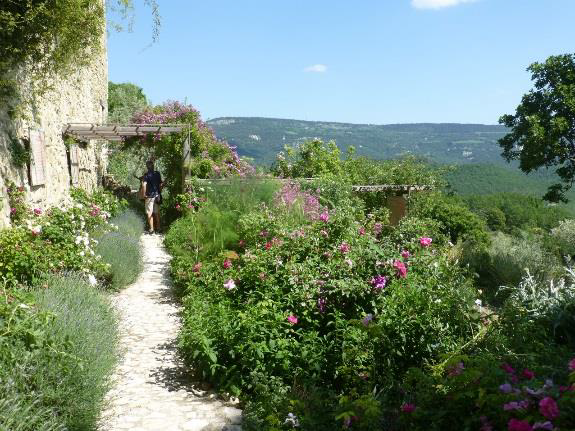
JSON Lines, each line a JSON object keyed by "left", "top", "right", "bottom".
{"left": 99, "top": 234, "right": 242, "bottom": 431}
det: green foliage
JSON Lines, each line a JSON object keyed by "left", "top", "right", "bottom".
{"left": 551, "top": 219, "right": 575, "bottom": 258}
{"left": 0, "top": 275, "right": 118, "bottom": 430}
{"left": 0, "top": 0, "right": 104, "bottom": 106}
{"left": 411, "top": 192, "right": 490, "bottom": 246}
{"left": 463, "top": 193, "right": 573, "bottom": 232}
{"left": 499, "top": 53, "right": 575, "bottom": 203}
{"left": 108, "top": 81, "right": 148, "bottom": 123}
{"left": 272, "top": 139, "right": 344, "bottom": 178}
{"left": 8, "top": 137, "right": 30, "bottom": 168}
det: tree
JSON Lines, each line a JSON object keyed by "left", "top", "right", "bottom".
{"left": 108, "top": 82, "right": 149, "bottom": 123}
{"left": 499, "top": 53, "right": 575, "bottom": 202}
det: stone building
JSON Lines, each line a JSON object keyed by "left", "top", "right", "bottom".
{"left": 0, "top": 21, "right": 108, "bottom": 228}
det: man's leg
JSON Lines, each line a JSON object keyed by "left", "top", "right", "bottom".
{"left": 145, "top": 198, "right": 155, "bottom": 233}
{"left": 153, "top": 202, "right": 160, "bottom": 233}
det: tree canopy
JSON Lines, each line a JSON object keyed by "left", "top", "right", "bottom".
{"left": 499, "top": 53, "right": 575, "bottom": 202}
{"left": 108, "top": 82, "right": 149, "bottom": 123}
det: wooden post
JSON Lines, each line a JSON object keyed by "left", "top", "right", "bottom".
{"left": 387, "top": 192, "right": 408, "bottom": 226}
{"left": 181, "top": 128, "right": 191, "bottom": 192}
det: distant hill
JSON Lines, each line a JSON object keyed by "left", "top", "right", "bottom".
{"left": 207, "top": 117, "right": 508, "bottom": 166}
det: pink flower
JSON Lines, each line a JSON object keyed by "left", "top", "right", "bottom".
{"left": 344, "top": 258, "right": 353, "bottom": 268}
{"left": 508, "top": 419, "right": 533, "bottom": 431}
{"left": 358, "top": 227, "right": 366, "bottom": 235}
{"left": 401, "top": 250, "right": 411, "bottom": 259}
{"left": 522, "top": 369, "right": 535, "bottom": 380}
{"left": 287, "top": 315, "right": 298, "bottom": 325}
{"left": 223, "top": 279, "right": 236, "bottom": 290}
{"left": 223, "top": 259, "right": 232, "bottom": 269}
{"left": 265, "top": 241, "right": 272, "bottom": 250}
{"left": 374, "top": 222, "right": 382, "bottom": 235}
{"left": 10, "top": 207, "right": 16, "bottom": 214}
{"left": 400, "top": 403, "right": 416, "bottom": 413}
{"left": 539, "top": 397, "right": 559, "bottom": 420}
{"left": 319, "top": 211, "right": 329, "bottom": 223}
{"left": 192, "top": 262, "right": 202, "bottom": 273}
{"left": 259, "top": 230, "right": 269, "bottom": 237}
{"left": 501, "top": 363, "right": 516, "bottom": 374}
{"left": 339, "top": 242, "right": 351, "bottom": 253}
{"left": 419, "top": 237, "right": 432, "bottom": 247}
{"left": 33, "top": 208, "right": 42, "bottom": 216}
{"left": 370, "top": 275, "right": 387, "bottom": 290}
{"left": 238, "top": 240, "right": 245, "bottom": 247}
{"left": 569, "top": 358, "right": 575, "bottom": 371}
{"left": 176, "top": 204, "right": 181, "bottom": 210}
{"left": 393, "top": 260, "right": 407, "bottom": 278}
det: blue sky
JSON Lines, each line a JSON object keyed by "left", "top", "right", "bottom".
{"left": 108, "top": 0, "right": 575, "bottom": 125}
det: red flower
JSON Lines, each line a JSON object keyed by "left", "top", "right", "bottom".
{"left": 265, "top": 242, "right": 272, "bottom": 250}
{"left": 521, "top": 369, "right": 535, "bottom": 380}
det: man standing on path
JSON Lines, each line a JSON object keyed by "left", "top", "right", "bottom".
{"left": 142, "top": 160, "right": 163, "bottom": 234}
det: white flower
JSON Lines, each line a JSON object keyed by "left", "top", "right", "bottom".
{"left": 284, "top": 413, "right": 299, "bottom": 428}
{"left": 87, "top": 274, "right": 97, "bottom": 286}
{"left": 30, "top": 225, "right": 42, "bottom": 235}
{"left": 79, "top": 251, "right": 85, "bottom": 257}
{"left": 224, "top": 279, "right": 236, "bottom": 290}
{"left": 475, "top": 299, "right": 482, "bottom": 307}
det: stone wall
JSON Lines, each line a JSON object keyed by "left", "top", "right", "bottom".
{"left": 0, "top": 24, "right": 108, "bottom": 228}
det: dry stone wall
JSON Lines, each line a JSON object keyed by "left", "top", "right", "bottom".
{"left": 0, "top": 33, "right": 108, "bottom": 228}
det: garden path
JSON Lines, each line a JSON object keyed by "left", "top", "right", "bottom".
{"left": 99, "top": 234, "right": 242, "bottom": 431}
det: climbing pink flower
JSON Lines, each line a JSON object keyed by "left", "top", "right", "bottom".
{"left": 339, "top": 242, "right": 351, "bottom": 253}
{"left": 569, "top": 358, "right": 575, "bottom": 371}
{"left": 400, "top": 403, "right": 416, "bottom": 413}
{"left": 419, "top": 237, "right": 432, "bottom": 247}
{"left": 319, "top": 211, "right": 329, "bottom": 223}
{"left": 224, "top": 279, "right": 236, "bottom": 290}
{"left": 508, "top": 419, "right": 533, "bottom": 431}
{"left": 287, "top": 315, "right": 298, "bottom": 325}
{"left": 401, "top": 250, "right": 411, "bottom": 259}
{"left": 393, "top": 260, "right": 407, "bottom": 278}
{"left": 358, "top": 227, "right": 366, "bottom": 235}
{"left": 539, "top": 397, "right": 559, "bottom": 420}
{"left": 223, "top": 259, "right": 232, "bottom": 269}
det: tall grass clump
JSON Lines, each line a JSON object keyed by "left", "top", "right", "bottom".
{"left": 93, "top": 209, "right": 144, "bottom": 289}
{"left": 32, "top": 274, "right": 119, "bottom": 430}
{"left": 0, "top": 275, "right": 118, "bottom": 431}
{"left": 166, "top": 178, "right": 280, "bottom": 260}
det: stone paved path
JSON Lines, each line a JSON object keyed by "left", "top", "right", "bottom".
{"left": 99, "top": 234, "right": 242, "bottom": 431}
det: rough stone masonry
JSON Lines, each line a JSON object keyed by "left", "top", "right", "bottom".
{"left": 0, "top": 10, "right": 109, "bottom": 228}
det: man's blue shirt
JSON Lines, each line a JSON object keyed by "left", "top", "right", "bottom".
{"left": 144, "top": 171, "right": 162, "bottom": 197}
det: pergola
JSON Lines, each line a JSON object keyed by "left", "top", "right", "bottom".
{"left": 63, "top": 123, "right": 187, "bottom": 141}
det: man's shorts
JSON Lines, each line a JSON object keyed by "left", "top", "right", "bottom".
{"left": 145, "top": 197, "right": 159, "bottom": 215}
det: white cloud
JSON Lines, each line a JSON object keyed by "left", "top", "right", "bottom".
{"left": 304, "top": 64, "right": 327, "bottom": 73}
{"left": 411, "top": 0, "right": 476, "bottom": 10}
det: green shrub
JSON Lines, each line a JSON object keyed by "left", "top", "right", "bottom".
{"left": 551, "top": 219, "right": 575, "bottom": 258}
{"left": 174, "top": 180, "right": 479, "bottom": 430}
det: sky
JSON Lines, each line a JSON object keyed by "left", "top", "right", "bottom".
{"left": 108, "top": 0, "right": 575, "bottom": 125}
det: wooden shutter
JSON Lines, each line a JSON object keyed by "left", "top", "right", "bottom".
{"left": 69, "top": 143, "right": 80, "bottom": 186}
{"left": 29, "top": 129, "right": 46, "bottom": 186}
